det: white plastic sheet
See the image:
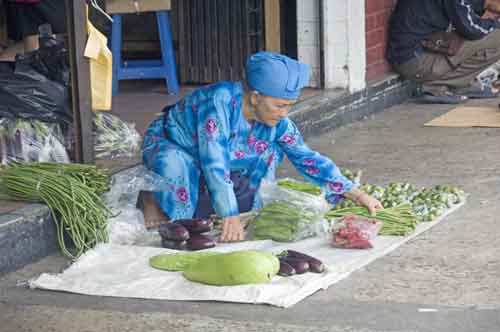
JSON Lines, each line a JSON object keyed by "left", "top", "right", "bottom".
{"left": 30, "top": 202, "right": 464, "bottom": 308}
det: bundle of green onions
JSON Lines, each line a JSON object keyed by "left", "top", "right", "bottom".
{"left": 325, "top": 203, "right": 419, "bottom": 236}
{"left": 277, "top": 179, "right": 322, "bottom": 196}
{"left": 94, "top": 112, "right": 141, "bottom": 159}
{"left": 0, "top": 162, "right": 112, "bottom": 259}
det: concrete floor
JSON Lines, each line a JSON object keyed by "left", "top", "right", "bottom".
{"left": 1, "top": 100, "right": 499, "bottom": 332}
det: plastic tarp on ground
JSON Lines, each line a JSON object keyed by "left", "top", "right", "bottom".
{"left": 30, "top": 204, "right": 464, "bottom": 308}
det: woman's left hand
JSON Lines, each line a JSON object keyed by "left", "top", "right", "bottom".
{"left": 355, "top": 192, "right": 383, "bottom": 216}
{"left": 345, "top": 188, "right": 383, "bottom": 216}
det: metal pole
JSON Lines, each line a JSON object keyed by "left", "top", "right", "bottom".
{"left": 319, "top": 0, "right": 325, "bottom": 89}
{"left": 66, "top": 0, "right": 94, "bottom": 163}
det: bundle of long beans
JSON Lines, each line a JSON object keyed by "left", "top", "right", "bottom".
{"left": 29, "top": 162, "right": 111, "bottom": 194}
{"left": 325, "top": 203, "right": 419, "bottom": 236}
{"left": 0, "top": 162, "right": 112, "bottom": 259}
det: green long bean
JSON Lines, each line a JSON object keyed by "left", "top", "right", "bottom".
{"left": 0, "top": 162, "right": 112, "bottom": 259}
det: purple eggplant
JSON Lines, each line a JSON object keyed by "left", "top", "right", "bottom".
{"left": 161, "top": 238, "right": 188, "bottom": 250}
{"left": 279, "top": 257, "right": 309, "bottom": 274}
{"left": 278, "top": 261, "right": 296, "bottom": 277}
{"left": 175, "top": 218, "right": 213, "bottom": 234}
{"left": 186, "top": 234, "right": 216, "bottom": 251}
{"left": 282, "top": 250, "right": 325, "bottom": 273}
{"left": 158, "top": 222, "right": 190, "bottom": 241}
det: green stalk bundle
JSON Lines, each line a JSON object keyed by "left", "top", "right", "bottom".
{"left": 325, "top": 203, "right": 419, "bottom": 236}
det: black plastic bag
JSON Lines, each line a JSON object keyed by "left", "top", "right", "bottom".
{"left": 32, "top": 24, "right": 71, "bottom": 86}
{"left": 0, "top": 25, "right": 72, "bottom": 124}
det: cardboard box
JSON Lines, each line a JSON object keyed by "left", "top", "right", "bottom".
{"left": 105, "top": 0, "right": 171, "bottom": 14}
{"left": 424, "top": 106, "right": 500, "bottom": 128}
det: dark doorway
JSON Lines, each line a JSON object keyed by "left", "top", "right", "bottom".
{"left": 280, "top": 0, "right": 297, "bottom": 59}
{"left": 172, "top": 0, "right": 265, "bottom": 84}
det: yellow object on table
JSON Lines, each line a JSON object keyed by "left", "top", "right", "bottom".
{"left": 84, "top": 17, "right": 112, "bottom": 111}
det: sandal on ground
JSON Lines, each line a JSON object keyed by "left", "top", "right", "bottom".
{"left": 454, "top": 85, "right": 499, "bottom": 99}
{"left": 416, "top": 91, "right": 468, "bottom": 104}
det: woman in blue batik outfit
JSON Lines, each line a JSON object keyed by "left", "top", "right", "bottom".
{"left": 142, "top": 52, "right": 382, "bottom": 242}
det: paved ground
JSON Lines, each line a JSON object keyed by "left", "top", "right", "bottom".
{"left": 1, "top": 100, "right": 499, "bottom": 332}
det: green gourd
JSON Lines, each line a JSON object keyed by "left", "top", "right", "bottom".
{"left": 183, "top": 250, "right": 279, "bottom": 286}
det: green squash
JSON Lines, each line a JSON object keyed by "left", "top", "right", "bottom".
{"left": 149, "top": 252, "right": 219, "bottom": 271}
{"left": 248, "top": 250, "right": 280, "bottom": 275}
{"left": 183, "top": 250, "right": 279, "bottom": 286}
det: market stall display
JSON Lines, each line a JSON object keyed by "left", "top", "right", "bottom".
{"left": 23, "top": 168, "right": 466, "bottom": 306}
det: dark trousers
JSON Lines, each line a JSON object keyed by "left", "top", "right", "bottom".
{"left": 194, "top": 171, "right": 255, "bottom": 219}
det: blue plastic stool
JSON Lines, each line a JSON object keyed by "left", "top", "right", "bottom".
{"left": 111, "top": 11, "right": 180, "bottom": 96}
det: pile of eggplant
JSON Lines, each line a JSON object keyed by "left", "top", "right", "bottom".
{"left": 277, "top": 250, "right": 326, "bottom": 276}
{"left": 159, "top": 219, "right": 216, "bottom": 251}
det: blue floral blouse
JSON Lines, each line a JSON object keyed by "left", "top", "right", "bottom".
{"left": 142, "top": 81, "right": 354, "bottom": 220}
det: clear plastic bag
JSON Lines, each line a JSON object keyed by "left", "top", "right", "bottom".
{"left": 94, "top": 112, "right": 142, "bottom": 160}
{"left": 0, "top": 118, "right": 69, "bottom": 165}
{"left": 477, "top": 67, "right": 499, "bottom": 87}
{"left": 330, "top": 215, "right": 382, "bottom": 249}
{"left": 250, "top": 179, "right": 330, "bottom": 242}
{"left": 104, "top": 165, "right": 171, "bottom": 245}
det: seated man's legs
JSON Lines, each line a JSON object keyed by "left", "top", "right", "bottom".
{"left": 394, "top": 51, "right": 458, "bottom": 97}
{"left": 430, "top": 29, "right": 500, "bottom": 93}
{"left": 395, "top": 29, "right": 500, "bottom": 100}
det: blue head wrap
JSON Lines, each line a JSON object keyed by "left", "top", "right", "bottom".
{"left": 245, "top": 51, "right": 310, "bottom": 100}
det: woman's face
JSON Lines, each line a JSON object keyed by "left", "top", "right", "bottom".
{"left": 250, "top": 92, "right": 296, "bottom": 127}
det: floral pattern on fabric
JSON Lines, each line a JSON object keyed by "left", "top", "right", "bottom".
{"left": 142, "top": 82, "right": 355, "bottom": 219}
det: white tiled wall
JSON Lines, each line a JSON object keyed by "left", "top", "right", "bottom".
{"left": 296, "top": 0, "right": 321, "bottom": 88}
{"left": 322, "top": 0, "right": 366, "bottom": 92}
{"left": 296, "top": 0, "right": 366, "bottom": 91}
{"left": 346, "top": 0, "right": 366, "bottom": 92}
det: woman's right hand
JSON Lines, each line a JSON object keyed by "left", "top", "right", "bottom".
{"left": 220, "top": 215, "right": 245, "bottom": 242}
